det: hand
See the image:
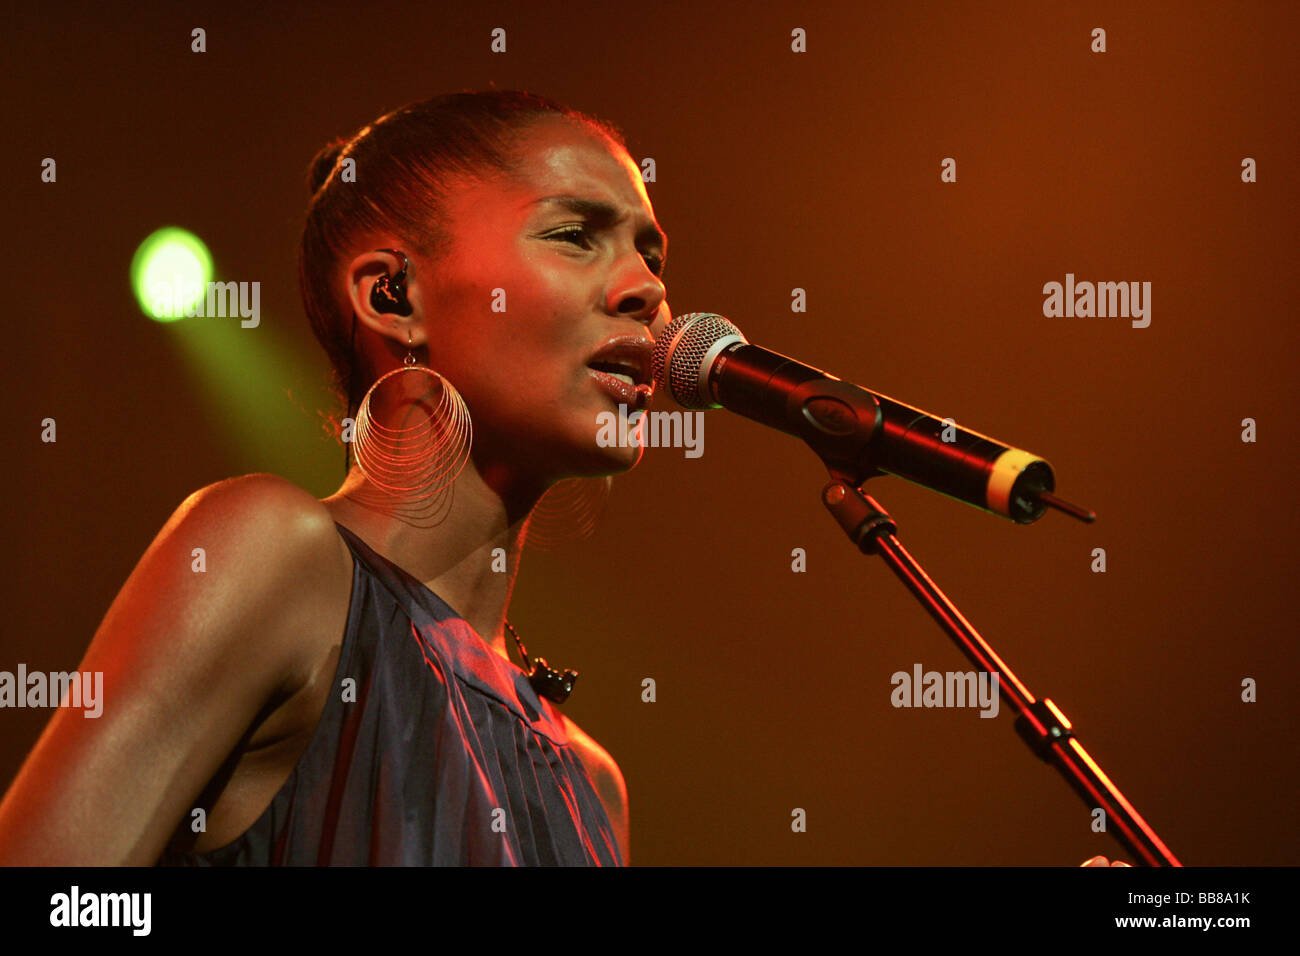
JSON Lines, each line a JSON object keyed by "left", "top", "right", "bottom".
{"left": 1080, "top": 855, "right": 1132, "bottom": 867}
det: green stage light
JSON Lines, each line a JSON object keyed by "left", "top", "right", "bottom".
{"left": 131, "top": 227, "right": 214, "bottom": 322}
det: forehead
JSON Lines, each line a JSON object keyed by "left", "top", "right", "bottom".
{"left": 453, "top": 117, "right": 658, "bottom": 227}
{"left": 514, "top": 117, "right": 641, "bottom": 191}
{"left": 518, "top": 117, "right": 643, "bottom": 195}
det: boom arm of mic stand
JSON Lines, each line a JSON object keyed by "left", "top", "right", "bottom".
{"left": 822, "top": 478, "right": 1181, "bottom": 867}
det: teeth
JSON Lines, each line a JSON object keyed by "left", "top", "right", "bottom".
{"left": 590, "top": 362, "right": 638, "bottom": 385}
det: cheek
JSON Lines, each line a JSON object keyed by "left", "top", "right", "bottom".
{"left": 461, "top": 325, "right": 582, "bottom": 420}
{"left": 649, "top": 303, "right": 671, "bottom": 340}
{"left": 450, "top": 271, "right": 593, "bottom": 406}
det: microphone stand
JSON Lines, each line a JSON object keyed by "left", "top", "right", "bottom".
{"left": 657, "top": 312, "right": 1180, "bottom": 864}
{"left": 820, "top": 475, "right": 1181, "bottom": 866}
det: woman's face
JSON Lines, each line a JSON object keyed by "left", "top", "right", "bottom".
{"left": 407, "top": 116, "right": 670, "bottom": 488}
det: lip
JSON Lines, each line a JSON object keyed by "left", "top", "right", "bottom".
{"left": 588, "top": 367, "right": 653, "bottom": 410}
{"left": 585, "top": 334, "right": 655, "bottom": 390}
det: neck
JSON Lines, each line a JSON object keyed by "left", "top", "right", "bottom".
{"left": 321, "top": 458, "right": 542, "bottom": 666}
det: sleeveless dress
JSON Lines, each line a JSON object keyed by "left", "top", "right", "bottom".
{"left": 159, "top": 522, "right": 623, "bottom": 866}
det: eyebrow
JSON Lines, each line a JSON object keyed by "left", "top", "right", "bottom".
{"left": 531, "top": 194, "right": 668, "bottom": 259}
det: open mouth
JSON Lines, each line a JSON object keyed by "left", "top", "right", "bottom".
{"left": 585, "top": 360, "right": 641, "bottom": 387}
{"left": 586, "top": 335, "right": 656, "bottom": 410}
{"left": 585, "top": 335, "right": 654, "bottom": 388}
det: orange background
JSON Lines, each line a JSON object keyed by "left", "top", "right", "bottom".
{"left": 3, "top": 0, "right": 1297, "bottom": 865}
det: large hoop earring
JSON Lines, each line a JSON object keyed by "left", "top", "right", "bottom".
{"left": 524, "top": 475, "right": 612, "bottom": 551}
{"left": 352, "top": 328, "right": 473, "bottom": 514}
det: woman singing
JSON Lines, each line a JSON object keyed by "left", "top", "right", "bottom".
{"left": 0, "top": 90, "right": 666, "bottom": 865}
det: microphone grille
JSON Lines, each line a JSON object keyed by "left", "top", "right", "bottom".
{"left": 651, "top": 312, "right": 746, "bottom": 408}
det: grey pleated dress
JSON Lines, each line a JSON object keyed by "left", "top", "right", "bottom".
{"left": 160, "top": 522, "right": 623, "bottom": 866}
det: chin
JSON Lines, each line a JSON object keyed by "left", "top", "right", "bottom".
{"left": 569, "top": 433, "right": 644, "bottom": 477}
{"left": 554, "top": 404, "right": 641, "bottom": 473}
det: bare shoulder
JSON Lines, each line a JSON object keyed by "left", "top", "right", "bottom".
{"left": 178, "top": 472, "right": 334, "bottom": 539}
{"left": 175, "top": 473, "right": 343, "bottom": 576}
{"left": 560, "top": 712, "right": 630, "bottom": 861}
{"left": 168, "top": 472, "right": 351, "bottom": 681}
{"left": 559, "top": 713, "right": 623, "bottom": 783}
{"left": 0, "top": 474, "right": 349, "bottom": 864}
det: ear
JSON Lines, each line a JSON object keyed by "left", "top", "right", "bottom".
{"left": 344, "top": 247, "right": 428, "bottom": 348}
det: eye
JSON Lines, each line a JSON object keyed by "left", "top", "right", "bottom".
{"left": 549, "top": 225, "right": 594, "bottom": 248}
{"left": 547, "top": 225, "right": 666, "bottom": 277}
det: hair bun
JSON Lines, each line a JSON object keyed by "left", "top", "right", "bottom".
{"left": 307, "top": 137, "right": 349, "bottom": 196}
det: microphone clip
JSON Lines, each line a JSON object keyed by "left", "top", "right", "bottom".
{"left": 506, "top": 620, "right": 579, "bottom": 704}
{"left": 527, "top": 658, "right": 580, "bottom": 705}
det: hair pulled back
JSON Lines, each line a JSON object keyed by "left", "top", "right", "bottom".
{"left": 299, "top": 89, "right": 628, "bottom": 444}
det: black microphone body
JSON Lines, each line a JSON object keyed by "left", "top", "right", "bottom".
{"left": 653, "top": 313, "right": 1055, "bottom": 524}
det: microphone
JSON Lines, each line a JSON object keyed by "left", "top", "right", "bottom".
{"left": 651, "top": 312, "right": 1093, "bottom": 525}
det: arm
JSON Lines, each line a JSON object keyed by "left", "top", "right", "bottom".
{"left": 0, "top": 474, "right": 336, "bottom": 865}
{"left": 560, "top": 714, "right": 630, "bottom": 864}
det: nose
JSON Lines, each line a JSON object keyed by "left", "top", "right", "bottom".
{"left": 608, "top": 260, "right": 667, "bottom": 329}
